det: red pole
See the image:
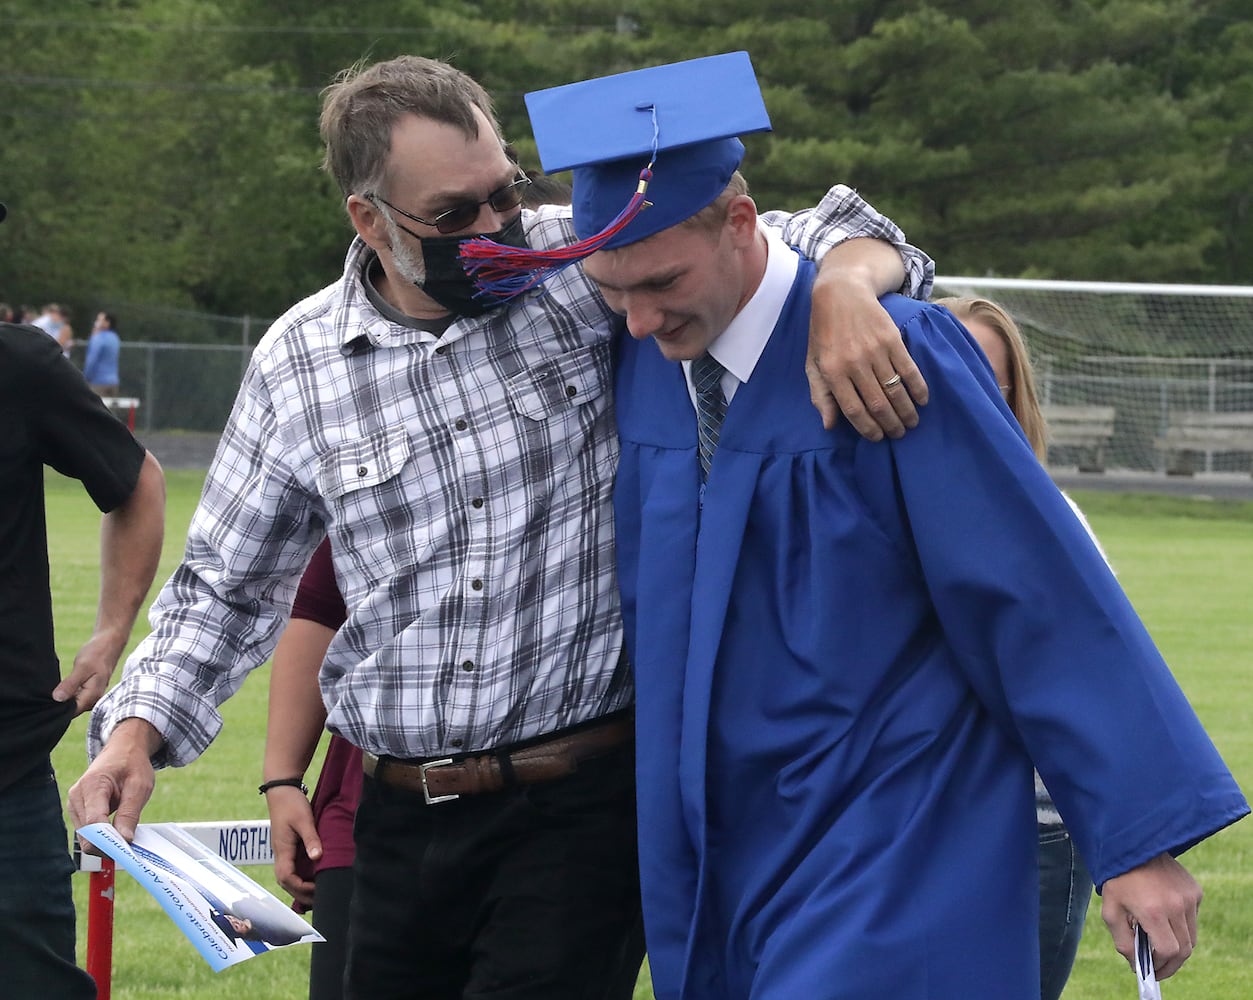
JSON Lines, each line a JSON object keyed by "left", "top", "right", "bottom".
{"left": 86, "top": 858, "right": 115, "bottom": 1000}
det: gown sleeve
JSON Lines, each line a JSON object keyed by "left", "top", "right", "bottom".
{"left": 864, "top": 298, "right": 1248, "bottom": 887}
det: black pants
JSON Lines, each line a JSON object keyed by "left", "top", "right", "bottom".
{"left": 345, "top": 743, "right": 644, "bottom": 1000}
{"left": 310, "top": 866, "right": 354, "bottom": 1000}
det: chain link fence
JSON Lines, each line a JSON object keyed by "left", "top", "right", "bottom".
{"left": 62, "top": 290, "right": 1253, "bottom": 475}
{"left": 63, "top": 340, "right": 1252, "bottom": 475}
{"left": 66, "top": 305, "right": 274, "bottom": 436}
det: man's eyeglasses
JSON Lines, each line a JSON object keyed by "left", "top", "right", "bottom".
{"left": 371, "top": 174, "right": 532, "bottom": 235}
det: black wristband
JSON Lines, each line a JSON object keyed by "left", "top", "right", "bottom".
{"left": 258, "top": 777, "right": 308, "bottom": 795}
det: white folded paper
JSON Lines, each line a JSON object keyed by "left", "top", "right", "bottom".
{"left": 78, "top": 822, "right": 323, "bottom": 971}
{"left": 1135, "top": 924, "right": 1163, "bottom": 1000}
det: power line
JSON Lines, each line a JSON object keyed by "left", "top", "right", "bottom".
{"left": 0, "top": 74, "right": 536, "bottom": 101}
{"left": 0, "top": 105, "right": 317, "bottom": 124}
{"left": 0, "top": 73, "right": 320, "bottom": 94}
{"left": 0, "top": 18, "right": 429, "bottom": 35}
{"left": 0, "top": 17, "right": 621, "bottom": 35}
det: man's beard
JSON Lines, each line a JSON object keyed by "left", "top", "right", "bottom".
{"left": 375, "top": 202, "right": 529, "bottom": 317}
{"left": 382, "top": 209, "right": 427, "bottom": 287}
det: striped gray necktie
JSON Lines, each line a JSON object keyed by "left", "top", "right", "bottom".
{"left": 692, "top": 352, "right": 727, "bottom": 482}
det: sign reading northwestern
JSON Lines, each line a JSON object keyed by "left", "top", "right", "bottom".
{"left": 178, "top": 821, "right": 274, "bottom": 866}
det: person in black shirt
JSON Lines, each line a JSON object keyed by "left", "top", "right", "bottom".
{"left": 0, "top": 254, "right": 165, "bottom": 996}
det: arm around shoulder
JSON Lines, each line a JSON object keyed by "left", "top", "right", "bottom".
{"left": 762, "top": 184, "right": 934, "bottom": 438}
{"left": 806, "top": 239, "right": 930, "bottom": 438}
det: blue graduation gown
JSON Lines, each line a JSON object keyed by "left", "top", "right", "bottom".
{"left": 613, "top": 261, "right": 1248, "bottom": 1000}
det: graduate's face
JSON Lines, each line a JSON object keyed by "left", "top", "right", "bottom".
{"left": 585, "top": 197, "right": 759, "bottom": 361}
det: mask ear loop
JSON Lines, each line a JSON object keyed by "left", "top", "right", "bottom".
{"left": 459, "top": 105, "right": 659, "bottom": 303}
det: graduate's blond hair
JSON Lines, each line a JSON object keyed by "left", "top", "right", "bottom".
{"left": 936, "top": 296, "right": 1048, "bottom": 463}
{"left": 681, "top": 172, "right": 751, "bottom": 238}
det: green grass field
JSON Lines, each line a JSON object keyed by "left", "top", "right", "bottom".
{"left": 45, "top": 471, "right": 1253, "bottom": 999}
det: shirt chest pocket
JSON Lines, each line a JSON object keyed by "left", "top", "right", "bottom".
{"left": 316, "top": 427, "right": 414, "bottom": 503}
{"left": 504, "top": 342, "right": 609, "bottom": 421}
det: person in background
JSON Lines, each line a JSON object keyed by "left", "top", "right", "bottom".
{"left": 83, "top": 311, "right": 121, "bottom": 396}
{"left": 1, "top": 197, "right": 166, "bottom": 997}
{"left": 936, "top": 295, "right": 1100, "bottom": 1000}
{"left": 263, "top": 538, "right": 355, "bottom": 1000}
{"left": 520, "top": 54, "right": 1247, "bottom": 999}
{"left": 0, "top": 303, "right": 13, "bottom": 323}
{"left": 29, "top": 302, "right": 62, "bottom": 338}
{"left": 58, "top": 307, "right": 74, "bottom": 356}
{"left": 70, "top": 53, "right": 933, "bottom": 1000}
{"left": 31, "top": 302, "right": 73, "bottom": 357}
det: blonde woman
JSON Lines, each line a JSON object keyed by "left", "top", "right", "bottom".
{"left": 937, "top": 296, "right": 1100, "bottom": 1000}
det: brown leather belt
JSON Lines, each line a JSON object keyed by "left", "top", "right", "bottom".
{"left": 362, "top": 713, "right": 633, "bottom": 805}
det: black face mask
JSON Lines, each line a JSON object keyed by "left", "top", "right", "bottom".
{"left": 417, "top": 215, "right": 529, "bottom": 318}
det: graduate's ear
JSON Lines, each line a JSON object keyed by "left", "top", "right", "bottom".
{"left": 724, "top": 194, "right": 758, "bottom": 248}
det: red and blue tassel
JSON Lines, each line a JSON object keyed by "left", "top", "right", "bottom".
{"left": 460, "top": 166, "right": 654, "bottom": 304}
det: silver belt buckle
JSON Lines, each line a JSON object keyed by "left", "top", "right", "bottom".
{"left": 419, "top": 758, "right": 459, "bottom": 805}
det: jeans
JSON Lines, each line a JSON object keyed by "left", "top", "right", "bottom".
{"left": 1038, "top": 824, "right": 1093, "bottom": 1000}
{"left": 345, "top": 743, "right": 643, "bottom": 1000}
{"left": 0, "top": 761, "right": 97, "bottom": 1000}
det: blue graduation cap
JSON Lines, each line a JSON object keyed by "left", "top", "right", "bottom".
{"left": 460, "top": 52, "right": 772, "bottom": 301}
{"left": 531, "top": 51, "right": 771, "bottom": 244}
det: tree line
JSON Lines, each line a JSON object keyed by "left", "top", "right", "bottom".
{"left": 1, "top": 0, "right": 1248, "bottom": 343}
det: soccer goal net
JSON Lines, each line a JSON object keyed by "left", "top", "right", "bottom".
{"left": 931, "top": 277, "right": 1253, "bottom": 475}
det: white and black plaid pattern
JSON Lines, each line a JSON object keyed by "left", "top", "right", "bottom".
{"left": 692, "top": 353, "right": 727, "bottom": 481}
{"left": 89, "top": 189, "right": 933, "bottom": 767}
{"left": 759, "top": 185, "right": 934, "bottom": 300}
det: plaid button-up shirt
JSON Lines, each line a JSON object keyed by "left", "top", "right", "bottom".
{"left": 89, "top": 187, "right": 933, "bottom": 765}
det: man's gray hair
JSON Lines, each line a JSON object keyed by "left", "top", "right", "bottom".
{"left": 319, "top": 56, "right": 502, "bottom": 201}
